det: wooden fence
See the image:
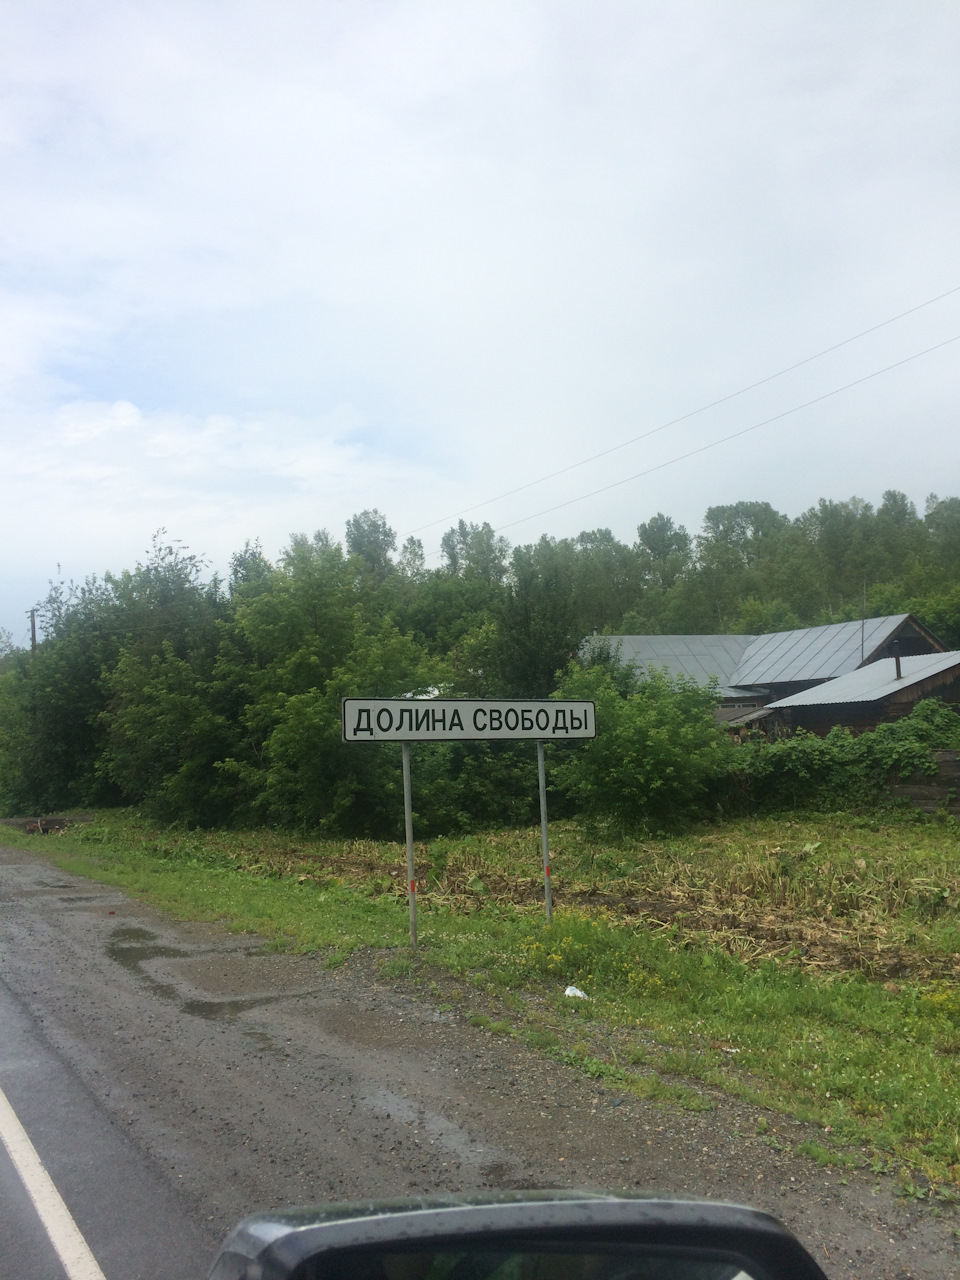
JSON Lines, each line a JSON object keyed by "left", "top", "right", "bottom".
{"left": 889, "top": 750, "right": 960, "bottom": 815}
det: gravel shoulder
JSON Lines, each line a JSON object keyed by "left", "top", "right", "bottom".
{"left": 1, "top": 839, "right": 958, "bottom": 1280}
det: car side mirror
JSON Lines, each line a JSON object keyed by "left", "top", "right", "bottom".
{"left": 207, "top": 1193, "right": 829, "bottom": 1280}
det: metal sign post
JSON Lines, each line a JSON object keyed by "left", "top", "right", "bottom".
{"left": 537, "top": 739, "right": 552, "bottom": 923}
{"left": 401, "top": 740, "right": 417, "bottom": 949}
{"left": 343, "top": 698, "right": 595, "bottom": 941}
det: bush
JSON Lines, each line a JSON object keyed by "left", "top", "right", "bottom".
{"left": 550, "top": 662, "right": 733, "bottom": 832}
{"left": 731, "top": 699, "right": 960, "bottom": 812}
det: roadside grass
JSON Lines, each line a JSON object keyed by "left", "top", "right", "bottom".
{"left": 5, "top": 806, "right": 960, "bottom": 1192}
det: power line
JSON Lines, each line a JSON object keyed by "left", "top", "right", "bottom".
{"left": 404, "top": 283, "right": 960, "bottom": 541}
{"left": 472, "top": 331, "right": 960, "bottom": 539}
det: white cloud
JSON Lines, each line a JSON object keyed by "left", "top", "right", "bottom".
{"left": 1, "top": 0, "right": 959, "bottom": 632}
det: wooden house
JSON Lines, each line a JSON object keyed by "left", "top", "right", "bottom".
{"left": 597, "top": 614, "right": 946, "bottom": 731}
{"left": 757, "top": 650, "right": 960, "bottom": 736}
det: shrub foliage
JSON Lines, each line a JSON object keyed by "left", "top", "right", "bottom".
{"left": 1, "top": 497, "right": 959, "bottom": 832}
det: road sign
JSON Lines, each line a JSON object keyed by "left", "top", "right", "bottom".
{"left": 342, "top": 698, "right": 595, "bottom": 742}
{"left": 343, "top": 697, "right": 597, "bottom": 945}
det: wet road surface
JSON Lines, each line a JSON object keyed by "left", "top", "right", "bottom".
{"left": 2, "top": 839, "right": 959, "bottom": 1280}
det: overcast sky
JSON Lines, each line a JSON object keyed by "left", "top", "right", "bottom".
{"left": 2, "top": 0, "right": 959, "bottom": 643}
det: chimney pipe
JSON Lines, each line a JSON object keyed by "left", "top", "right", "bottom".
{"left": 892, "top": 639, "right": 902, "bottom": 680}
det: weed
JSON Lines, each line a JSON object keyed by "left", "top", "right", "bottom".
{"left": 795, "top": 1140, "right": 857, "bottom": 1169}
{"left": 467, "top": 1013, "right": 511, "bottom": 1034}
{"left": 896, "top": 1176, "right": 932, "bottom": 1201}
{"left": 525, "top": 1028, "right": 560, "bottom": 1050}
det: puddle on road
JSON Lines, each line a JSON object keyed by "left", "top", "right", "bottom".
{"left": 106, "top": 925, "right": 320, "bottom": 1023}
{"left": 109, "top": 926, "right": 162, "bottom": 944}
{"left": 7, "top": 875, "right": 115, "bottom": 903}
{"left": 366, "top": 1087, "right": 511, "bottom": 1173}
{"left": 106, "top": 926, "right": 185, "bottom": 1003}
{"left": 182, "top": 994, "right": 293, "bottom": 1021}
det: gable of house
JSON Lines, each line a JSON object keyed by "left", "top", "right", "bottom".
{"left": 733, "top": 614, "right": 944, "bottom": 693}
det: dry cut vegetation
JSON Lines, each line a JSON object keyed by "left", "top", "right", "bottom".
{"left": 202, "top": 813, "right": 960, "bottom": 981}
{"left": 11, "top": 806, "right": 960, "bottom": 1193}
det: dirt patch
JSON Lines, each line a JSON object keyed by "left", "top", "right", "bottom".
{"left": 0, "top": 813, "right": 96, "bottom": 834}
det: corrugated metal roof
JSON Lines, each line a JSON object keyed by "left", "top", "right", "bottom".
{"left": 598, "top": 616, "right": 942, "bottom": 696}
{"left": 607, "top": 634, "right": 755, "bottom": 692}
{"left": 724, "top": 706, "right": 777, "bottom": 727}
{"left": 731, "top": 615, "right": 911, "bottom": 685}
{"left": 765, "top": 651, "right": 960, "bottom": 707}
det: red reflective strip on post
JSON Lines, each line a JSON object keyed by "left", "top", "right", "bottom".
{"left": 545, "top": 865, "right": 551, "bottom": 877}
{"left": 410, "top": 880, "right": 416, "bottom": 894}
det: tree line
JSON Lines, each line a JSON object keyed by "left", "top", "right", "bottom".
{"left": 0, "top": 490, "right": 957, "bottom": 832}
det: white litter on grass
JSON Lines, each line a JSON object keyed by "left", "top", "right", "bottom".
{"left": 564, "top": 986, "right": 589, "bottom": 999}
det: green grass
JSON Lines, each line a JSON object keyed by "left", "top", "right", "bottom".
{"left": 7, "top": 806, "right": 960, "bottom": 1191}
{"left": 467, "top": 1014, "right": 513, "bottom": 1034}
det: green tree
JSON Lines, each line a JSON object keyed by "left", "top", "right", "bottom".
{"left": 494, "top": 537, "right": 580, "bottom": 697}
{"left": 253, "top": 621, "right": 438, "bottom": 834}
{"left": 925, "top": 494, "right": 960, "bottom": 575}
{"left": 99, "top": 642, "right": 237, "bottom": 825}
{"left": 0, "top": 535, "right": 226, "bottom": 815}
{"left": 796, "top": 497, "right": 884, "bottom": 617}
{"left": 439, "top": 520, "right": 510, "bottom": 584}
{"left": 874, "top": 490, "right": 927, "bottom": 582}
{"left": 569, "top": 528, "right": 642, "bottom": 633}
{"left": 345, "top": 509, "right": 397, "bottom": 582}
{"left": 398, "top": 522, "right": 510, "bottom": 656}
{"left": 694, "top": 501, "right": 791, "bottom": 629}
{"left": 730, "top": 598, "right": 802, "bottom": 634}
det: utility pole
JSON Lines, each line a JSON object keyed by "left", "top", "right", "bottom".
{"left": 29, "top": 609, "right": 37, "bottom": 654}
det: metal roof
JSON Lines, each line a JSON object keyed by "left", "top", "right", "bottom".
{"left": 765, "top": 651, "right": 960, "bottom": 708}
{"left": 723, "top": 706, "right": 777, "bottom": 727}
{"left": 731, "top": 615, "right": 913, "bottom": 685}
{"left": 607, "top": 634, "right": 755, "bottom": 694}
{"left": 599, "top": 616, "right": 943, "bottom": 696}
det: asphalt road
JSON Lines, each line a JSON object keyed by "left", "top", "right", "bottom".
{"left": 0, "top": 858, "right": 214, "bottom": 1279}
{"left": 2, "top": 837, "right": 960, "bottom": 1280}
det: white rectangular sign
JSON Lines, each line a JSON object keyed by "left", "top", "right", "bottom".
{"left": 343, "top": 698, "right": 596, "bottom": 742}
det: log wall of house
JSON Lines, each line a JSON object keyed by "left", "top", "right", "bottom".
{"left": 889, "top": 751, "right": 960, "bottom": 815}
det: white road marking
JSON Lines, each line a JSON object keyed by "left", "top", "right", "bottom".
{"left": 0, "top": 1082, "right": 107, "bottom": 1280}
